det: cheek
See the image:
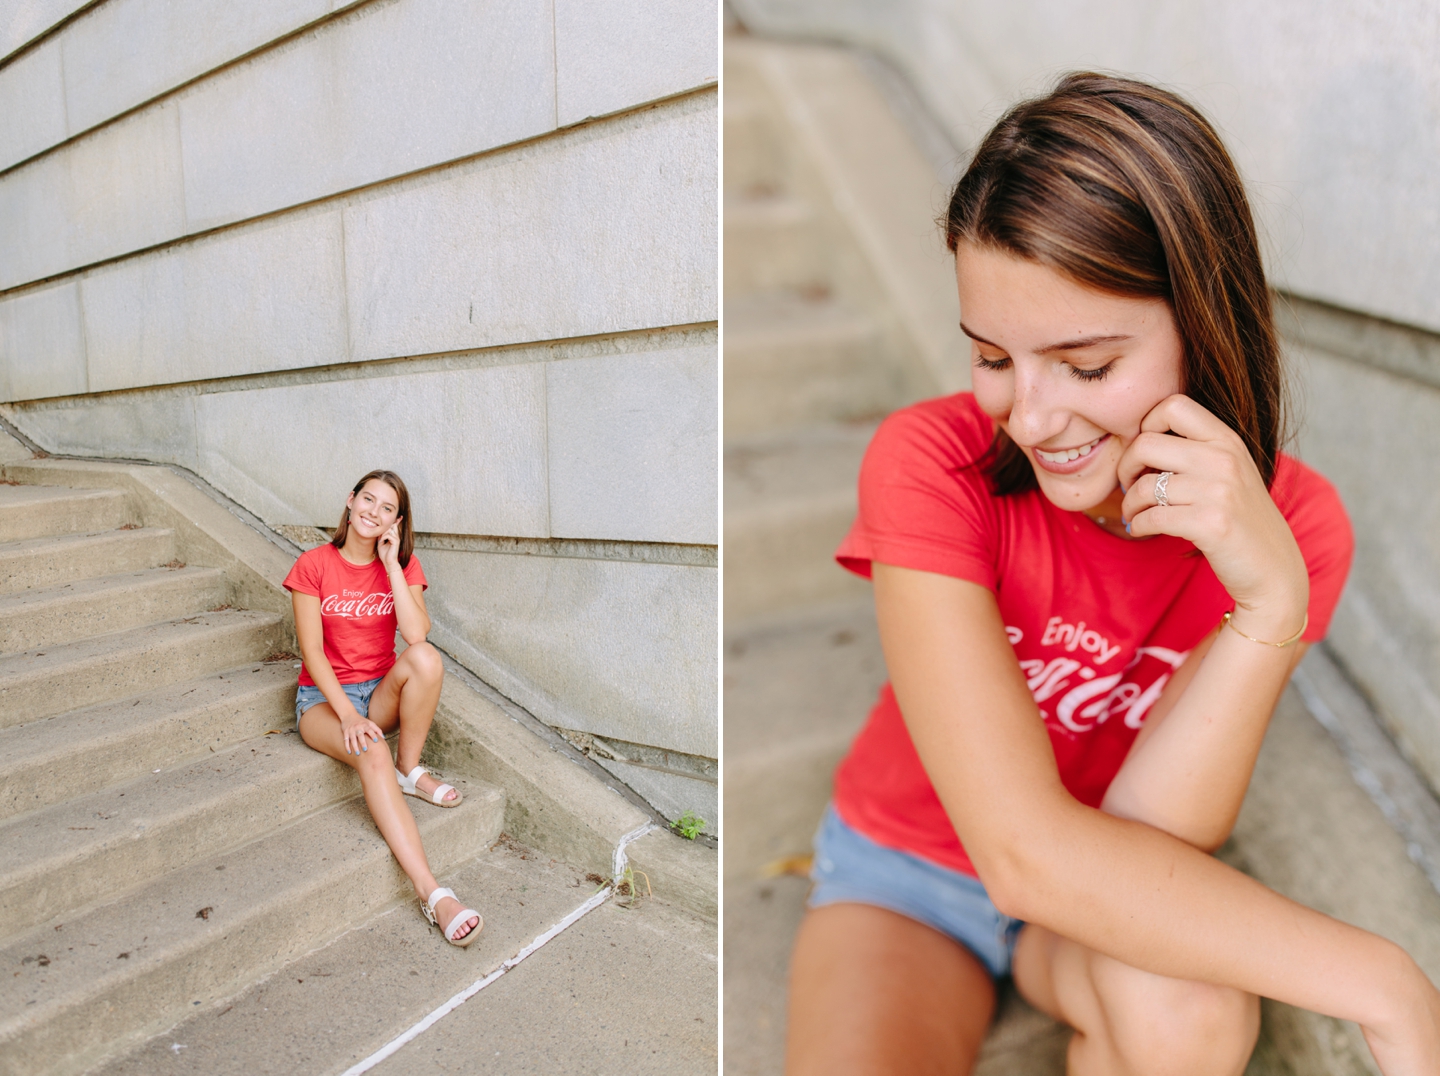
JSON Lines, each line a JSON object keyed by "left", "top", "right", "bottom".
{"left": 970, "top": 369, "right": 1014, "bottom": 421}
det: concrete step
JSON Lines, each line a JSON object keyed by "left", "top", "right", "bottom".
{"left": 724, "top": 95, "right": 791, "bottom": 199}
{"left": 0, "top": 662, "right": 297, "bottom": 823}
{"left": 0, "top": 527, "right": 176, "bottom": 596}
{"left": 724, "top": 193, "right": 829, "bottom": 296}
{"left": 0, "top": 486, "right": 129, "bottom": 542}
{"left": 94, "top": 839, "right": 715, "bottom": 1076}
{"left": 0, "top": 610, "right": 288, "bottom": 728}
{"left": 0, "top": 778, "right": 504, "bottom": 1076}
{"left": 725, "top": 293, "right": 898, "bottom": 436}
{"left": 0, "top": 731, "right": 363, "bottom": 937}
{"left": 723, "top": 601, "right": 886, "bottom": 882}
{"left": 0, "top": 566, "right": 228, "bottom": 653}
{"left": 724, "top": 425, "right": 874, "bottom": 621}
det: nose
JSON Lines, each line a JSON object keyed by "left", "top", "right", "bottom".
{"left": 1006, "top": 364, "right": 1069, "bottom": 447}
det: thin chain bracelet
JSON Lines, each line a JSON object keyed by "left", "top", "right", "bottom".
{"left": 1221, "top": 610, "right": 1308, "bottom": 648}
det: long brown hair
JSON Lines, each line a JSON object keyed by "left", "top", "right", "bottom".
{"left": 332, "top": 470, "right": 414, "bottom": 568}
{"left": 944, "top": 72, "right": 1283, "bottom": 494}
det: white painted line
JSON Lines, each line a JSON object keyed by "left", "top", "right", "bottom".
{"left": 340, "top": 822, "right": 659, "bottom": 1076}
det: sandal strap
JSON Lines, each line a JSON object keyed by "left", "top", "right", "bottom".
{"left": 444, "top": 907, "right": 482, "bottom": 941}
{"left": 429, "top": 782, "right": 457, "bottom": 805}
{"left": 425, "top": 886, "right": 456, "bottom": 919}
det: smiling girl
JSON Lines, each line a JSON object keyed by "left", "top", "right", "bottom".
{"left": 283, "top": 470, "right": 482, "bottom": 947}
{"left": 785, "top": 75, "right": 1440, "bottom": 1074}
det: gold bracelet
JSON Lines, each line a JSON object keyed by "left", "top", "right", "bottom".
{"left": 1221, "top": 610, "right": 1308, "bottom": 648}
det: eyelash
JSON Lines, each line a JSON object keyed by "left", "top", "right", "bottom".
{"left": 972, "top": 354, "right": 1115, "bottom": 382}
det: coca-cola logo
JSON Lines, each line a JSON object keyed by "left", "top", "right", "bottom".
{"left": 320, "top": 590, "right": 395, "bottom": 618}
{"left": 1017, "top": 644, "right": 1189, "bottom": 734}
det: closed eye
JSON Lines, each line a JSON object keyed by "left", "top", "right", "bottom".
{"left": 1068, "top": 362, "right": 1114, "bottom": 382}
{"left": 974, "top": 355, "right": 1011, "bottom": 372}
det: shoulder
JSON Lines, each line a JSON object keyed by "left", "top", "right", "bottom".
{"left": 1271, "top": 454, "right": 1352, "bottom": 557}
{"left": 283, "top": 543, "right": 334, "bottom": 592}
{"left": 865, "top": 393, "right": 996, "bottom": 474}
{"left": 402, "top": 551, "right": 428, "bottom": 588}
{"left": 1271, "top": 453, "right": 1354, "bottom": 639}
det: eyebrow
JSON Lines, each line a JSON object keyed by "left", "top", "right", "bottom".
{"left": 959, "top": 321, "right": 1134, "bottom": 355}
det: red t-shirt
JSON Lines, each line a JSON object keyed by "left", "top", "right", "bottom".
{"left": 282, "top": 543, "right": 428, "bottom": 686}
{"left": 833, "top": 393, "right": 1353, "bottom": 876}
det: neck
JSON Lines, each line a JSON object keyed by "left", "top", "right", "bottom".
{"left": 1083, "top": 485, "right": 1133, "bottom": 539}
{"left": 338, "top": 530, "right": 377, "bottom": 564}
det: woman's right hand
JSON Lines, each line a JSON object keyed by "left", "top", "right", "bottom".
{"left": 338, "top": 710, "right": 385, "bottom": 756}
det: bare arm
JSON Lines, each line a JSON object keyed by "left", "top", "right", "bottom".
{"left": 377, "top": 519, "right": 429, "bottom": 643}
{"left": 293, "top": 590, "right": 385, "bottom": 753}
{"left": 1099, "top": 627, "right": 1306, "bottom": 851}
{"left": 875, "top": 564, "right": 1438, "bottom": 1071}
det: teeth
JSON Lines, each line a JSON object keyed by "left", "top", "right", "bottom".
{"left": 1036, "top": 436, "right": 1102, "bottom": 464}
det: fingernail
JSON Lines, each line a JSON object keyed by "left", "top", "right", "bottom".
{"left": 1125, "top": 521, "right": 1132, "bottom": 535}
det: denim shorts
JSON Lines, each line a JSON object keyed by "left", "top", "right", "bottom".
{"left": 808, "top": 804, "right": 1025, "bottom": 978}
{"left": 294, "top": 676, "right": 383, "bottom": 727}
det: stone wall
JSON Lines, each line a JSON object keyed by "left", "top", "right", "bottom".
{"left": 0, "top": 0, "right": 719, "bottom": 824}
{"left": 729, "top": 0, "right": 1440, "bottom": 800}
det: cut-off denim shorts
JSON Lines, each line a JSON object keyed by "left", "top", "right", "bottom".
{"left": 808, "top": 803, "right": 1025, "bottom": 978}
{"left": 294, "top": 676, "right": 383, "bottom": 728}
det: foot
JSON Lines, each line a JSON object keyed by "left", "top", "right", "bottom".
{"left": 433, "top": 894, "right": 480, "bottom": 940}
{"left": 413, "top": 770, "right": 460, "bottom": 804}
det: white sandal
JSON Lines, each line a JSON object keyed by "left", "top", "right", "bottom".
{"left": 423, "top": 887, "right": 483, "bottom": 947}
{"left": 396, "top": 764, "right": 462, "bottom": 807}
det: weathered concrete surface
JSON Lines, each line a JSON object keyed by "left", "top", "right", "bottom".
{"left": 555, "top": 0, "right": 718, "bottom": 125}
{"left": 427, "top": 670, "right": 718, "bottom": 920}
{"left": 93, "top": 840, "right": 717, "bottom": 1076}
{"left": 424, "top": 549, "right": 717, "bottom": 761}
{"left": 1287, "top": 326, "right": 1440, "bottom": 802}
{"left": 0, "top": 0, "right": 91, "bottom": 60}
{"left": 1, "top": 97, "right": 716, "bottom": 402}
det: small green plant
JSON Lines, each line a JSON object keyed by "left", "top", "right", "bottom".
{"left": 614, "top": 866, "right": 652, "bottom": 907}
{"left": 671, "top": 810, "right": 706, "bottom": 841}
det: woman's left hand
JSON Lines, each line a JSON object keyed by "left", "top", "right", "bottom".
{"left": 378, "top": 518, "right": 403, "bottom": 570}
{"left": 1118, "top": 394, "right": 1308, "bottom": 640}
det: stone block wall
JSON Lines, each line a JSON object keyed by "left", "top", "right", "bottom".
{"left": 0, "top": 0, "right": 719, "bottom": 825}
{"left": 729, "top": 0, "right": 1440, "bottom": 801}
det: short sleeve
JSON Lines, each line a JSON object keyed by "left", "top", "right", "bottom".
{"left": 402, "top": 552, "right": 428, "bottom": 591}
{"left": 835, "top": 395, "right": 1001, "bottom": 590}
{"left": 1272, "top": 455, "right": 1354, "bottom": 642}
{"left": 282, "top": 547, "right": 323, "bottom": 596}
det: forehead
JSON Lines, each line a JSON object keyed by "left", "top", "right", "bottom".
{"left": 955, "top": 242, "right": 1171, "bottom": 345}
{"left": 356, "top": 480, "right": 399, "bottom": 507}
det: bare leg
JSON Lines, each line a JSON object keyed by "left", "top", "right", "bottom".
{"left": 1013, "top": 923, "right": 1259, "bottom": 1076}
{"left": 786, "top": 903, "right": 996, "bottom": 1076}
{"left": 366, "top": 641, "right": 456, "bottom": 803}
{"left": 299, "top": 692, "right": 477, "bottom": 940}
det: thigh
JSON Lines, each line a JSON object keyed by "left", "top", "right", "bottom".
{"left": 786, "top": 902, "right": 996, "bottom": 1076}
{"left": 1013, "top": 924, "right": 1259, "bottom": 1076}
{"left": 298, "top": 702, "right": 364, "bottom": 765}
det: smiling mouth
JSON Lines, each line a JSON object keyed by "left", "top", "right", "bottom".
{"left": 1034, "top": 435, "right": 1106, "bottom": 464}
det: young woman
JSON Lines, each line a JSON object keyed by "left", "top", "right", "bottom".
{"left": 785, "top": 75, "right": 1440, "bottom": 1075}
{"left": 283, "top": 469, "right": 483, "bottom": 947}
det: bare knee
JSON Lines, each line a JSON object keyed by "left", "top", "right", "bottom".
{"left": 399, "top": 641, "right": 443, "bottom": 683}
{"left": 1082, "top": 957, "right": 1259, "bottom": 1076}
{"left": 352, "top": 740, "right": 396, "bottom": 777}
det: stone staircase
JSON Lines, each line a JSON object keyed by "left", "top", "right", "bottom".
{"left": 722, "top": 29, "right": 1440, "bottom": 1076}
{"left": 0, "top": 480, "right": 505, "bottom": 1075}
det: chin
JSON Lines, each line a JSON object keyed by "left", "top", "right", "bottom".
{"left": 1034, "top": 472, "right": 1112, "bottom": 512}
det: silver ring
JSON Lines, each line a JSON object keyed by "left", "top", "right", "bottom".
{"left": 1154, "top": 471, "right": 1173, "bottom": 507}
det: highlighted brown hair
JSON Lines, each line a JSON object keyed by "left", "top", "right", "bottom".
{"left": 332, "top": 470, "right": 414, "bottom": 568}
{"left": 944, "top": 73, "right": 1283, "bottom": 494}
